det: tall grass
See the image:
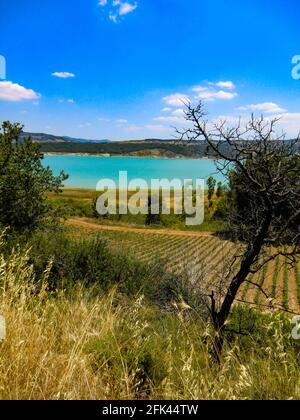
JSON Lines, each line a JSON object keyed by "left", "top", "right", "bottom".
{"left": 0, "top": 235, "right": 299, "bottom": 400}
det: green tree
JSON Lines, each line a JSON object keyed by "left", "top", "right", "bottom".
{"left": 145, "top": 194, "right": 161, "bottom": 226}
{"left": 216, "top": 182, "right": 224, "bottom": 198}
{"left": 207, "top": 176, "right": 216, "bottom": 207}
{"left": 0, "top": 122, "right": 68, "bottom": 233}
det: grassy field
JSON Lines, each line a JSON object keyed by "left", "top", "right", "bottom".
{"left": 2, "top": 188, "right": 295, "bottom": 400}
{"left": 0, "top": 233, "right": 300, "bottom": 400}
{"left": 48, "top": 188, "right": 226, "bottom": 232}
{"left": 66, "top": 219, "right": 300, "bottom": 314}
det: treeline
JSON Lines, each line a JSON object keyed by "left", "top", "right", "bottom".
{"left": 39, "top": 140, "right": 219, "bottom": 158}
{"left": 38, "top": 138, "right": 300, "bottom": 158}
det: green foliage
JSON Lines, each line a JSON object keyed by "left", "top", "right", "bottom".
{"left": 83, "top": 301, "right": 300, "bottom": 400}
{"left": 27, "top": 229, "right": 153, "bottom": 294}
{"left": 213, "top": 195, "right": 228, "bottom": 220}
{"left": 48, "top": 188, "right": 224, "bottom": 232}
{"left": 85, "top": 305, "right": 168, "bottom": 396}
{"left": 52, "top": 197, "right": 94, "bottom": 218}
{"left": 216, "top": 181, "right": 224, "bottom": 198}
{"left": 0, "top": 122, "right": 67, "bottom": 233}
{"left": 39, "top": 139, "right": 220, "bottom": 158}
{"left": 1, "top": 227, "right": 300, "bottom": 399}
{"left": 145, "top": 196, "right": 162, "bottom": 226}
{"left": 225, "top": 156, "right": 300, "bottom": 244}
{"left": 207, "top": 176, "right": 216, "bottom": 205}
{"left": 23, "top": 227, "right": 185, "bottom": 308}
{"left": 227, "top": 305, "right": 300, "bottom": 353}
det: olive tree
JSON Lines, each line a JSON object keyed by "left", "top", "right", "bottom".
{"left": 0, "top": 121, "right": 68, "bottom": 233}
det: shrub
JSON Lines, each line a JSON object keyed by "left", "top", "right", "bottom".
{"left": 0, "top": 122, "right": 67, "bottom": 233}
{"left": 27, "top": 229, "right": 157, "bottom": 294}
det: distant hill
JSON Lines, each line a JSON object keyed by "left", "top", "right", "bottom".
{"left": 62, "top": 136, "right": 111, "bottom": 143}
{"left": 19, "top": 131, "right": 247, "bottom": 159}
{"left": 39, "top": 139, "right": 213, "bottom": 159}
{"left": 20, "top": 131, "right": 299, "bottom": 159}
{"left": 20, "top": 132, "right": 111, "bottom": 144}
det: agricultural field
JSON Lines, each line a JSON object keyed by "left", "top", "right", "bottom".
{"left": 48, "top": 188, "right": 226, "bottom": 232}
{"left": 67, "top": 218, "right": 300, "bottom": 314}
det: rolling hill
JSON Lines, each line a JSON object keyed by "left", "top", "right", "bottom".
{"left": 20, "top": 132, "right": 111, "bottom": 144}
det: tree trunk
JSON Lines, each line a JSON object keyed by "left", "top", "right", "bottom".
{"left": 210, "top": 214, "right": 272, "bottom": 362}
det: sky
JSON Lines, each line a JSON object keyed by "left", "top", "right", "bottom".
{"left": 0, "top": 0, "right": 300, "bottom": 140}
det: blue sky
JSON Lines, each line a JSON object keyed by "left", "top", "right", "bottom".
{"left": 0, "top": 0, "right": 300, "bottom": 140}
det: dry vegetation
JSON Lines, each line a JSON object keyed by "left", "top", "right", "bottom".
{"left": 0, "top": 233, "right": 300, "bottom": 400}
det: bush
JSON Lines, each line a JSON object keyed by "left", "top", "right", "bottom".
{"left": 0, "top": 122, "right": 67, "bottom": 233}
{"left": 24, "top": 228, "right": 201, "bottom": 310}
{"left": 27, "top": 229, "right": 157, "bottom": 294}
{"left": 213, "top": 195, "right": 228, "bottom": 221}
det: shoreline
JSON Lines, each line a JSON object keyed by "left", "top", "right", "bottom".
{"left": 44, "top": 152, "right": 215, "bottom": 161}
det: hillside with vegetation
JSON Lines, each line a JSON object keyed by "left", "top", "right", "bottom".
{"left": 20, "top": 131, "right": 225, "bottom": 158}
{"left": 0, "top": 117, "right": 299, "bottom": 400}
{"left": 23, "top": 131, "right": 300, "bottom": 160}
{"left": 20, "top": 132, "right": 111, "bottom": 144}
{"left": 39, "top": 138, "right": 216, "bottom": 158}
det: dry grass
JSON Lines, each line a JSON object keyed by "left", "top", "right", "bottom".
{"left": 0, "top": 237, "right": 299, "bottom": 400}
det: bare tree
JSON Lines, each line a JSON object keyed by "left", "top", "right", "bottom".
{"left": 176, "top": 102, "right": 300, "bottom": 361}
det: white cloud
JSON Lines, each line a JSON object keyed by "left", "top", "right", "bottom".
{"left": 172, "top": 108, "right": 185, "bottom": 116}
{"left": 118, "top": 2, "right": 137, "bottom": 15}
{"left": 191, "top": 81, "right": 238, "bottom": 101}
{"left": 52, "top": 72, "right": 75, "bottom": 79}
{"left": 237, "top": 102, "right": 287, "bottom": 114}
{"left": 215, "top": 115, "right": 246, "bottom": 126}
{"left": 156, "top": 103, "right": 189, "bottom": 125}
{"left": 102, "top": 1, "right": 137, "bottom": 23}
{"left": 213, "top": 81, "right": 235, "bottom": 90}
{"left": 162, "top": 93, "right": 190, "bottom": 107}
{"left": 276, "top": 112, "right": 300, "bottom": 121}
{"left": 116, "top": 119, "right": 128, "bottom": 124}
{"left": 0, "top": 81, "right": 40, "bottom": 102}
{"left": 215, "top": 112, "right": 300, "bottom": 138}
{"left": 269, "top": 112, "right": 300, "bottom": 137}
{"left": 192, "top": 86, "right": 238, "bottom": 101}
{"left": 109, "top": 13, "right": 118, "bottom": 23}
{"left": 191, "top": 86, "right": 208, "bottom": 93}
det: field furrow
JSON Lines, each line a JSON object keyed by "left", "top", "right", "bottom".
{"left": 68, "top": 222, "right": 300, "bottom": 312}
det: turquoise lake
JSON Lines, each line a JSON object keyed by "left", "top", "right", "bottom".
{"left": 43, "top": 155, "right": 226, "bottom": 189}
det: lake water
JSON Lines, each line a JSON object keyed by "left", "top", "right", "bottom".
{"left": 43, "top": 155, "right": 226, "bottom": 189}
